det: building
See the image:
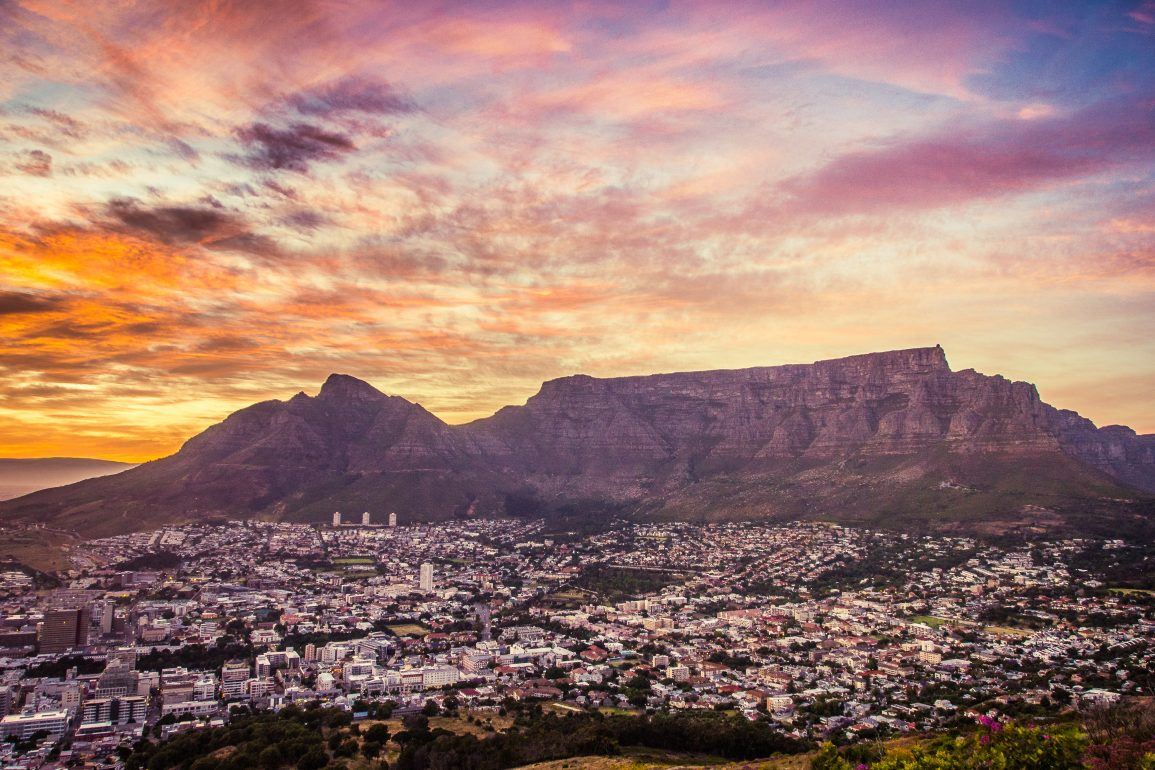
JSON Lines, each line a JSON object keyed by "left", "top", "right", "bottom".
{"left": 362, "top": 511, "right": 371, "bottom": 525}
{"left": 161, "top": 700, "right": 218, "bottom": 718}
{"left": 100, "top": 601, "right": 116, "bottom": 635}
{"left": 221, "top": 660, "right": 250, "bottom": 700}
{"left": 246, "top": 678, "right": 277, "bottom": 698}
{"left": 39, "top": 607, "right": 90, "bottom": 654}
{"left": 1, "top": 709, "right": 69, "bottom": 740}
{"left": 419, "top": 562, "right": 434, "bottom": 592}
{"left": 421, "top": 665, "right": 460, "bottom": 688}
{"left": 255, "top": 649, "right": 300, "bottom": 677}
{"left": 80, "top": 696, "right": 146, "bottom": 726}
{"left": 96, "top": 659, "right": 136, "bottom": 698}
{"left": 193, "top": 674, "right": 218, "bottom": 701}
{"left": 332, "top": 511, "right": 342, "bottom": 527}
{"left": 388, "top": 512, "right": 398, "bottom": 527}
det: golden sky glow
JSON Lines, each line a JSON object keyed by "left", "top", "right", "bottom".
{"left": 1, "top": 0, "right": 1153, "bottom": 462}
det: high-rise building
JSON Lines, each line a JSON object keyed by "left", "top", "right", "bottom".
{"left": 362, "top": 511, "right": 371, "bottom": 525}
{"left": 39, "top": 607, "right": 90, "bottom": 654}
{"left": 100, "top": 601, "right": 115, "bottom": 635}
{"left": 303, "top": 643, "right": 316, "bottom": 662}
{"left": 419, "top": 562, "right": 434, "bottom": 592}
{"left": 388, "top": 511, "right": 397, "bottom": 527}
{"left": 332, "top": 511, "right": 342, "bottom": 527}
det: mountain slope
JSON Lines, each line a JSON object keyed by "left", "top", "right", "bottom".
{"left": 0, "top": 458, "right": 137, "bottom": 501}
{"left": 2, "top": 346, "right": 1152, "bottom": 540}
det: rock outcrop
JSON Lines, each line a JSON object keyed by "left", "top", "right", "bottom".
{"left": 3, "top": 346, "right": 1152, "bottom": 538}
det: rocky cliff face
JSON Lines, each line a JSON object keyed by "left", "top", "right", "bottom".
{"left": 3, "top": 347, "right": 1152, "bottom": 538}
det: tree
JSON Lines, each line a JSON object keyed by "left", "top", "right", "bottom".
{"left": 364, "top": 723, "right": 391, "bottom": 743}
{"left": 421, "top": 700, "right": 440, "bottom": 717}
{"left": 297, "top": 747, "right": 328, "bottom": 770}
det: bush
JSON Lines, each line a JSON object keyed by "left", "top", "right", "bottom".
{"left": 874, "top": 721, "right": 1086, "bottom": 770}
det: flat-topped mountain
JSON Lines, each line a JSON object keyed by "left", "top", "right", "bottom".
{"left": 3, "top": 346, "right": 1153, "bottom": 540}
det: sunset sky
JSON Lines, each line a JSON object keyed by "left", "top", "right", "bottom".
{"left": 1, "top": 0, "right": 1153, "bottom": 462}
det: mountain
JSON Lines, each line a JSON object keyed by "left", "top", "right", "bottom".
{"left": 2, "top": 346, "right": 1153, "bottom": 541}
{"left": 0, "top": 458, "right": 137, "bottom": 501}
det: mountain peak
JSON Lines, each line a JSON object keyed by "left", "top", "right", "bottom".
{"left": 316, "top": 373, "right": 385, "bottom": 401}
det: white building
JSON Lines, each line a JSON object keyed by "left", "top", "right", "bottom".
{"left": 161, "top": 700, "right": 218, "bottom": 718}
{"left": 388, "top": 512, "right": 398, "bottom": 527}
{"left": 419, "top": 562, "right": 434, "bottom": 592}
{"left": 421, "top": 665, "right": 460, "bottom": 688}
{"left": 1, "top": 710, "right": 69, "bottom": 740}
{"left": 332, "top": 511, "right": 342, "bottom": 526}
{"left": 193, "top": 674, "right": 218, "bottom": 701}
{"left": 362, "top": 511, "right": 371, "bottom": 525}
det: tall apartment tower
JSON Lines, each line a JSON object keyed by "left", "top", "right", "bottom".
{"left": 388, "top": 512, "right": 397, "bottom": 528}
{"left": 40, "top": 608, "right": 91, "bottom": 654}
{"left": 419, "top": 562, "right": 434, "bottom": 592}
{"left": 361, "top": 511, "right": 371, "bottom": 525}
{"left": 332, "top": 511, "right": 342, "bottom": 527}
{"left": 100, "top": 601, "right": 115, "bottom": 635}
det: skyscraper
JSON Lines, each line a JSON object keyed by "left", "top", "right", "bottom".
{"left": 362, "top": 511, "right": 371, "bottom": 525}
{"left": 100, "top": 601, "right": 115, "bottom": 635}
{"left": 388, "top": 512, "right": 397, "bottom": 527}
{"left": 40, "top": 608, "right": 90, "bottom": 654}
{"left": 332, "top": 511, "right": 342, "bottom": 527}
{"left": 419, "top": 562, "right": 434, "bottom": 592}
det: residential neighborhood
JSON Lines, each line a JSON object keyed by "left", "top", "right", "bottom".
{"left": 0, "top": 517, "right": 1151, "bottom": 767}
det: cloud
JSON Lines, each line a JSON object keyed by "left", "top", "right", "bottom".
{"left": 0, "top": 291, "right": 64, "bottom": 315}
{"left": 290, "top": 75, "right": 414, "bottom": 116}
{"left": 776, "top": 98, "right": 1155, "bottom": 217}
{"left": 14, "top": 149, "right": 52, "bottom": 176}
{"left": 102, "top": 198, "right": 278, "bottom": 257}
{"left": 105, "top": 198, "right": 237, "bottom": 243}
{"left": 235, "top": 122, "right": 356, "bottom": 172}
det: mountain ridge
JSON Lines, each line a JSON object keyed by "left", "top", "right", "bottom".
{"left": 2, "top": 346, "right": 1153, "bottom": 542}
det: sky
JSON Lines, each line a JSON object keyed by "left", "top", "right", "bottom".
{"left": 1, "top": 0, "right": 1153, "bottom": 462}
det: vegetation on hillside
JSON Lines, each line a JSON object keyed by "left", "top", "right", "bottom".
{"left": 810, "top": 702, "right": 1155, "bottom": 770}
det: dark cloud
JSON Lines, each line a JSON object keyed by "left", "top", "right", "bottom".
{"left": 103, "top": 197, "right": 280, "bottom": 257}
{"left": 290, "top": 76, "right": 414, "bottom": 116}
{"left": 281, "top": 209, "right": 329, "bottom": 230}
{"left": 105, "top": 197, "right": 241, "bottom": 245}
{"left": 15, "top": 149, "right": 51, "bottom": 176}
{"left": 235, "top": 121, "right": 355, "bottom": 172}
{"left": 0, "top": 291, "right": 65, "bottom": 316}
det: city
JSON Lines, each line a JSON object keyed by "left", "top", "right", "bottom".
{"left": 1, "top": 515, "right": 1151, "bottom": 767}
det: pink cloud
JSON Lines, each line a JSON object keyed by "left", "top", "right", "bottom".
{"left": 776, "top": 99, "right": 1155, "bottom": 216}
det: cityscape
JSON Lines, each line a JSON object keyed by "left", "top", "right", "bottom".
{"left": 0, "top": 514, "right": 1151, "bottom": 767}
{"left": 2, "top": 0, "right": 1154, "bottom": 768}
